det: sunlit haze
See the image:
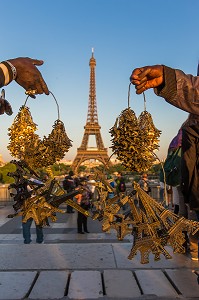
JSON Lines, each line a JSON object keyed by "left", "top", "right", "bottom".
{"left": 1, "top": 0, "right": 197, "bottom": 164}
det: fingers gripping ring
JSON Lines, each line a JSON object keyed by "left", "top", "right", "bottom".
{"left": 25, "top": 89, "right": 37, "bottom": 95}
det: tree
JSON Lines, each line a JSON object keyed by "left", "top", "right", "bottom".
{"left": 51, "top": 163, "right": 70, "bottom": 176}
{"left": 149, "top": 163, "right": 162, "bottom": 175}
{"left": 78, "top": 165, "right": 87, "bottom": 173}
{"left": 0, "top": 163, "right": 16, "bottom": 184}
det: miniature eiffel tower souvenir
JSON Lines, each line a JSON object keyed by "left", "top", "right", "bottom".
{"left": 109, "top": 84, "right": 161, "bottom": 172}
{"left": 137, "top": 92, "right": 161, "bottom": 171}
{"left": 7, "top": 92, "right": 72, "bottom": 169}
{"left": 127, "top": 182, "right": 199, "bottom": 264}
{"left": 7, "top": 160, "right": 89, "bottom": 226}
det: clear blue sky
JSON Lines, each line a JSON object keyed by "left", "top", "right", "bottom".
{"left": 1, "top": 0, "right": 198, "bottom": 164}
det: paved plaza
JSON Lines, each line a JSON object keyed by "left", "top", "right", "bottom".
{"left": 0, "top": 203, "right": 199, "bottom": 300}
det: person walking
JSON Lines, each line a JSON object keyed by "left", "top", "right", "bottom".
{"left": 21, "top": 178, "right": 45, "bottom": 244}
{"left": 22, "top": 217, "right": 44, "bottom": 244}
{"left": 75, "top": 186, "right": 90, "bottom": 234}
{"left": 138, "top": 173, "right": 151, "bottom": 194}
{"left": 87, "top": 174, "right": 96, "bottom": 203}
{"left": 107, "top": 174, "right": 116, "bottom": 199}
{"left": 115, "top": 172, "right": 126, "bottom": 196}
{"left": 63, "top": 171, "right": 75, "bottom": 213}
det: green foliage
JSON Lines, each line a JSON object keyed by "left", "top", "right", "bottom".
{"left": 149, "top": 162, "right": 162, "bottom": 174}
{"left": 107, "top": 163, "right": 126, "bottom": 174}
{"left": 51, "top": 163, "right": 70, "bottom": 176}
{"left": 0, "top": 160, "right": 162, "bottom": 184}
{"left": 78, "top": 165, "right": 87, "bottom": 173}
{"left": 0, "top": 162, "right": 72, "bottom": 183}
{"left": 35, "top": 163, "right": 71, "bottom": 177}
{"left": 0, "top": 163, "right": 16, "bottom": 183}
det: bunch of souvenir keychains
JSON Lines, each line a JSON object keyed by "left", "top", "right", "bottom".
{"left": 109, "top": 84, "right": 161, "bottom": 171}
{"left": 7, "top": 92, "right": 72, "bottom": 169}
{"left": 7, "top": 160, "right": 89, "bottom": 227}
{"left": 7, "top": 163, "right": 199, "bottom": 264}
{"left": 90, "top": 171, "right": 199, "bottom": 264}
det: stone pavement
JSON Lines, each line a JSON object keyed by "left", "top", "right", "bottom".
{"left": 0, "top": 204, "right": 199, "bottom": 300}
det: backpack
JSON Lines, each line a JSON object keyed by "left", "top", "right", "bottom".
{"left": 159, "top": 147, "right": 182, "bottom": 186}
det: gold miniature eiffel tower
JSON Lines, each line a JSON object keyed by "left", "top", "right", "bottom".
{"left": 127, "top": 182, "right": 199, "bottom": 264}
{"left": 71, "top": 49, "right": 111, "bottom": 173}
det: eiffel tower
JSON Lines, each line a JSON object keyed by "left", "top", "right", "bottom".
{"left": 71, "top": 50, "right": 111, "bottom": 173}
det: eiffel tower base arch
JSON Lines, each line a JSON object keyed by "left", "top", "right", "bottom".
{"left": 71, "top": 150, "right": 111, "bottom": 174}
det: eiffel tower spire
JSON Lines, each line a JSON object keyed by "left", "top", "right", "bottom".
{"left": 86, "top": 48, "right": 98, "bottom": 124}
{"left": 71, "top": 50, "right": 111, "bottom": 173}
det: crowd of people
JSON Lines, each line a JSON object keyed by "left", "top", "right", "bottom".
{"left": 61, "top": 171, "right": 128, "bottom": 234}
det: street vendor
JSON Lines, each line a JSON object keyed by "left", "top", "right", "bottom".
{"left": 0, "top": 57, "right": 49, "bottom": 115}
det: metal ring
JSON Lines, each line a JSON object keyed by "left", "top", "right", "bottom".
{"left": 24, "top": 91, "right": 60, "bottom": 120}
{"left": 25, "top": 89, "right": 37, "bottom": 95}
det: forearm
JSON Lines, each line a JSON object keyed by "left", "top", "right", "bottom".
{"left": 155, "top": 66, "right": 199, "bottom": 115}
{"left": 0, "top": 61, "right": 17, "bottom": 88}
{"left": 155, "top": 66, "right": 177, "bottom": 99}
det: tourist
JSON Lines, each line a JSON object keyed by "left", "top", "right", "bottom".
{"left": 87, "top": 174, "right": 96, "bottom": 202}
{"left": 75, "top": 182, "right": 90, "bottom": 234}
{"left": 22, "top": 177, "right": 44, "bottom": 244}
{"left": 107, "top": 174, "right": 115, "bottom": 199}
{"left": 63, "top": 171, "right": 75, "bottom": 213}
{"left": 138, "top": 173, "right": 151, "bottom": 194}
{"left": 115, "top": 172, "right": 126, "bottom": 195}
{"left": 22, "top": 217, "right": 44, "bottom": 244}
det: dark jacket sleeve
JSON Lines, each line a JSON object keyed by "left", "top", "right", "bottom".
{"left": 154, "top": 66, "right": 199, "bottom": 115}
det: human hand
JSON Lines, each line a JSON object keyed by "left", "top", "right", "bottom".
{"left": 8, "top": 57, "right": 49, "bottom": 98}
{"left": 130, "top": 65, "right": 164, "bottom": 94}
{"left": 0, "top": 89, "right": 12, "bottom": 115}
{"left": 0, "top": 98, "right": 12, "bottom": 115}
